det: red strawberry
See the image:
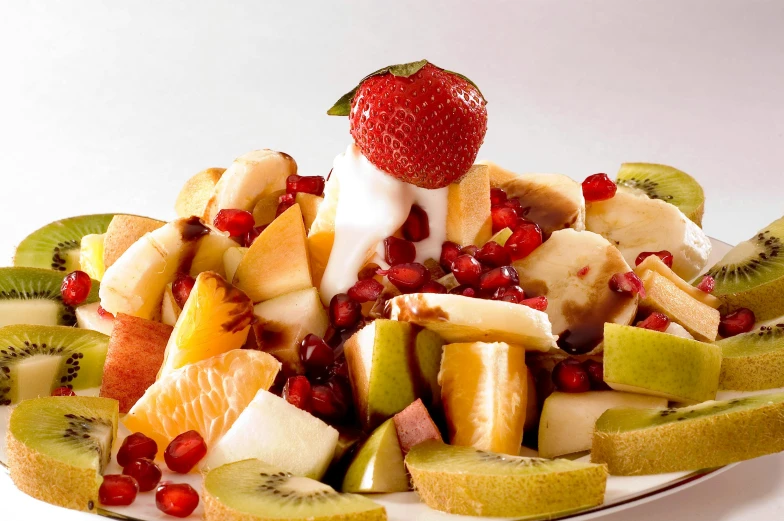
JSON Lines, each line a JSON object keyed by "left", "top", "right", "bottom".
{"left": 328, "top": 60, "right": 487, "bottom": 189}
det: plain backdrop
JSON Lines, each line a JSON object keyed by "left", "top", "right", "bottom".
{"left": 1, "top": 1, "right": 783, "bottom": 520}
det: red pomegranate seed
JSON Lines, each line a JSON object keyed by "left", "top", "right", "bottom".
{"left": 584, "top": 360, "right": 610, "bottom": 390}
{"left": 99, "top": 475, "right": 138, "bottom": 506}
{"left": 499, "top": 198, "right": 525, "bottom": 214}
{"left": 172, "top": 273, "right": 196, "bottom": 309}
{"left": 51, "top": 386, "right": 76, "bottom": 396}
{"left": 451, "top": 255, "right": 483, "bottom": 286}
{"left": 552, "top": 359, "right": 591, "bottom": 393}
{"left": 476, "top": 241, "right": 511, "bottom": 267}
{"left": 164, "top": 430, "right": 207, "bottom": 473}
{"left": 123, "top": 458, "right": 162, "bottom": 492}
{"left": 697, "top": 275, "right": 716, "bottom": 293}
{"left": 719, "top": 308, "right": 756, "bottom": 338}
{"left": 577, "top": 266, "right": 590, "bottom": 277}
{"left": 300, "top": 334, "right": 334, "bottom": 377}
{"left": 311, "top": 381, "right": 349, "bottom": 422}
{"left": 636, "top": 312, "right": 670, "bottom": 332}
{"left": 213, "top": 209, "right": 255, "bottom": 237}
{"left": 635, "top": 250, "right": 674, "bottom": 268}
{"left": 283, "top": 375, "right": 312, "bottom": 412}
{"left": 460, "top": 245, "right": 479, "bottom": 257}
{"left": 286, "top": 174, "right": 325, "bottom": 196}
{"left": 402, "top": 205, "right": 430, "bottom": 242}
{"left": 156, "top": 483, "right": 200, "bottom": 518}
{"left": 520, "top": 295, "right": 548, "bottom": 311}
{"left": 329, "top": 356, "right": 349, "bottom": 380}
{"left": 384, "top": 236, "right": 416, "bottom": 265}
{"left": 491, "top": 206, "right": 519, "bottom": 234}
{"left": 582, "top": 173, "right": 617, "bottom": 202}
{"left": 117, "top": 432, "right": 158, "bottom": 467}
{"left": 492, "top": 285, "right": 526, "bottom": 303}
{"left": 479, "top": 266, "right": 520, "bottom": 291}
{"left": 97, "top": 306, "right": 114, "bottom": 320}
{"left": 329, "top": 293, "right": 362, "bottom": 329}
{"left": 439, "top": 242, "right": 462, "bottom": 271}
{"left": 348, "top": 278, "right": 384, "bottom": 302}
{"left": 490, "top": 187, "right": 508, "bottom": 206}
{"left": 60, "top": 270, "right": 92, "bottom": 307}
{"left": 380, "top": 263, "right": 431, "bottom": 292}
{"left": 609, "top": 272, "right": 646, "bottom": 298}
{"left": 449, "top": 285, "right": 477, "bottom": 298}
{"left": 505, "top": 222, "right": 543, "bottom": 261}
{"left": 276, "top": 193, "right": 296, "bottom": 216}
{"left": 243, "top": 225, "right": 267, "bottom": 247}
{"left": 420, "top": 280, "right": 447, "bottom": 294}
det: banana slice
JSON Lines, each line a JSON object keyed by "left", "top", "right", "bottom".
{"left": 585, "top": 191, "right": 711, "bottom": 281}
{"left": 387, "top": 293, "right": 557, "bottom": 351}
{"left": 514, "top": 229, "right": 638, "bottom": 354}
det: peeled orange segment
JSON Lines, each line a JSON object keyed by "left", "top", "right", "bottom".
{"left": 124, "top": 349, "right": 280, "bottom": 453}
{"left": 158, "top": 271, "right": 254, "bottom": 378}
{"left": 307, "top": 173, "right": 339, "bottom": 289}
{"left": 439, "top": 341, "right": 528, "bottom": 455}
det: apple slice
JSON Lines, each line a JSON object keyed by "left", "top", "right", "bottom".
{"left": 446, "top": 164, "right": 492, "bottom": 247}
{"left": 634, "top": 254, "right": 721, "bottom": 308}
{"left": 394, "top": 398, "right": 443, "bottom": 455}
{"left": 103, "top": 215, "right": 165, "bottom": 270}
{"left": 296, "top": 193, "right": 323, "bottom": 232}
{"left": 342, "top": 418, "right": 409, "bottom": 493}
{"left": 233, "top": 204, "right": 313, "bottom": 302}
{"left": 75, "top": 302, "right": 115, "bottom": 336}
{"left": 175, "top": 167, "right": 225, "bottom": 219}
{"left": 222, "top": 246, "right": 247, "bottom": 285}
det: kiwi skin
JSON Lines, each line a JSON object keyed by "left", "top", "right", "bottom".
{"left": 718, "top": 324, "right": 784, "bottom": 391}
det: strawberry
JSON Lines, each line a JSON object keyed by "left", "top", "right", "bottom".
{"left": 328, "top": 60, "right": 487, "bottom": 189}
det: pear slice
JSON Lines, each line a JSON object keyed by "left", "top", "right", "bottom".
{"left": 102, "top": 214, "right": 165, "bottom": 270}
{"left": 446, "top": 164, "right": 492, "bottom": 247}
{"left": 603, "top": 323, "right": 721, "bottom": 403}
{"left": 342, "top": 419, "right": 409, "bottom": 493}
{"left": 175, "top": 167, "right": 225, "bottom": 219}
{"left": 634, "top": 254, "right": 721, "bottom": 308}
{"left": 388, "top": 293, "right": 557, "bottom": 351}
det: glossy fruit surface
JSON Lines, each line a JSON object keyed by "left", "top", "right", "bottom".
{"left": 505, "top": 222, "right": 543, "bottom": 261}
{"left": 329, "top": 293, "right": 362, "bottom": 328}
{"left": 164, "top": 430, "right": 208, "bottom": 473}
{"left": 609, "top": 271, "right": 646, "bottom": 298}
{"left": 582, "top": 173, "right": 617, "bottom": 202}
{"left": 122, "top": 458, "right": 162, "bottom": 492}
{"left": 117, "top": 432, "right": 158, "bottom": 467}
{"left": 347, "top": 278, "right": 384, "bottom": 302}
{"left": 451, "top": 254, "right": 482, "bottom": 286}
{"left": 402, "top": 204, "right": 430, "bottom": 242}
{"left": 636, "top": 312, "right": 670, "bottom": 332}
{"left": 156, "top": 483, "right": 200, "bottom": 518}
{"left": 384, "top": 236, "right": 416, "bottom": 265}
{"left": 171, "top": 272, "right": 196, "bottom": 309}
{"left": 61, "top": 270, "right": 92, "bottom": 307}
{"left": 382, "top": 263, "right": 430, "bottom": 292}
{"left": 283, "top": 375, "right": 312, "bottom": 412}
{"left": 213, "top": 209, "right": 255, "bottom": 237}
{"left": 286, "top": 174, "right": 325, "bottom": 196}
{"left": 51, "top": 386, "right": 76, "bottom": 396}
{"left": 635, "top": 250, "right": 674, "bottom": 268}
{"left": 552, "top": 359, "right": 590, "bottom": 393}
{"left": 719, "top": 308, "right": 756, "bottom": 338}
{"left": 99, "top": 475, "right": 138, "bottom": 506}
{"left": 300, "top": 334, "right": 334, "bottom": 377}
{"left": 476, "top": 241, "right": 511, "bottom": 267}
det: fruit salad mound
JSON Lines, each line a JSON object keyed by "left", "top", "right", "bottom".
{"left": 3, "top": 59, "right": 784, "bottom": 521}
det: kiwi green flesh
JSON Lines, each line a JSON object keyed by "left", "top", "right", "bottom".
{"left": 205, "top": 459, "right": 384, "bottom": 518}
{"left": 717, "top": 324, "right": 784, "bottom": 390}
{"left": 14, "top": 214, "right": 115, "bottom": 272}
{"left": 0, "top": 325, "right": 109, "bottom": 405}
{"left": 616, "top": 163, "right": 704, "bottom": 224}
{"left": 9, "top": 396, "right": 118, "bottom": 472}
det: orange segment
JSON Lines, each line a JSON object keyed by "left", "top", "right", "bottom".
{"left": 439, "top": 341, "right": 527, "bottom": 455}
{"left": 124, "top": 349, "right": 280, "bottom": 453}
{"left": 307, "top": 173, "right": 339, "bottom": 288}
{"left": 159, "top": 271, "right": 254, "bottom": 378}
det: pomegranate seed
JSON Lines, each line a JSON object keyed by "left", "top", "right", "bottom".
{"left": 380, "top": 263, "right": 431, "bottom": 292}
{"left": 300, "top": 334, "right": 334, "bottom": 377}
{"left": 276, "top": 193, "right": 296, "bottom": 216}
{"left": 697, "top": 275, "right": 716, "bottom": 293}
{"left": 491, "top": 206, "right": 519, "bottom": 234}
{"left": 420, "top": 280, "right": 447, "bottom": 294}
{"left": 449, "top": 285, "right": 477, "bottom": 298}
{"left": 492, "top": 285, "right": 526, "bottom": 303}
{"left": 243, "top": 225, "right": 267, "bottom": 247}
{"left": 123, "top": 458, "right": 162, "bottom": 492}
{"left": 490, "top": 187, "right": 508, "bottom": 206}
{"left": 577, "top": 266, "right": 590, "bottom": 277}
{"left": 60, "top": 270, "right": 92, "bottom": 307}
{"left": 520, "top": 295, "right": 548, "bottom": 311}
{"left": 479, "top": 266, "right": 520, "bottom": 291}
{"left": 172, "top": 273, "right": 196, "bottom": 309}
{"left": 505, "top": 223, "right": 543, "bottom": 261}
{"left": 283, "top": 375, "right": 312, "bottom": 412}
{"left": 97, "top": 305, "right": 113, "bottom": 319}
{"left": 636, "top": 312, "right": 670, "bottom": 332}
{"left": 384, "top": 236, "right": 416, "bottom": 265}
{"left": 402, "top": 205, "right": 430, "bottom": 242}
{"left": 213, "top": 209, "right": 255, "bottom": 237}
{"left": 719, "top": 308, "right": 756, "bottom": 338}
{"left": 475, "top": 241, "right": 511, "bottom": 267}
{"left": 609, "top": 272, "right": 646, "bottom": 298}
{"left": 439, "top": 242, "right": 462, "bottom": 271}
{"left": 286, "top": 174, "right": 325, "bottom": 196}
{"left": 450, "top": 254, "right": 483, "bottom": 286}
{"left": 501, "top": 198, "right": 526, "bottom": 214}
{"left": 164, "top": 430, "right": 207, "bottom": 473}
{"left": 156, "top": 483, "right": 200, "bottom": 518}
{"left": 117, "top": 432, "right": 158, "bottom": 467}
{"left": 460, "top": 245, "right": 479, "bottom": 257}
{"left": 552, "top": 359, "right": 591, "bottom": 393}
{"left": 348, "top": 278, "right": 384, "bottom": 302}
{"left": 582, "top": 173, "right": 617, "bottom": 202}
{"left": 329, "top": 293, "right": 362, "bottom": 329}
{"left": 584, "top": 360, "right": 610, "bottom": 390}
{"left": 311, "top": 382, "right": 348, "bottom": 422}
{"left": 51, "top": 386, "right": 76, "bottom": 396}
{"left": 100, "top": 475, "right": 138, "bottom": 506}
{"left": 635, "top": 250, "right": 674, "bottom": 269}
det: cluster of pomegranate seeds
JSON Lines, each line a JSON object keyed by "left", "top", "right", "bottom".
{"left": 286, "top": 174, "right": 325, "bottom": 196}
{"left": 696, "top": 275, "right": 716, "bottom": 293}
{"left": 451, "top": 254, "right": 482, "bottom": 286}
{"left": 384, "top": 236, "right": 416, "bottom": 265}
{"left": 276, "top": 193, "right": 296, "bottom": 216}
{"left": 490, "top": 187, "right": 507, "bottom": 206}
{"left": 581, "top": 173, "right": 617, "bottom": 202}
{"left": 123, "top": 458, "right": 162, "bottom": 492}
{"left": 609, "top": 272, "right": 646, "bottom": 298}
{"left": 213, "top": 209, "right": 255, "bottom": 237}
{"left": 51, "top": 386, "right": 76, "bottom": 396}
{"left": 347, "top": 278, "right": 384, "bottom": 302}
{"left": 719, "top": 308, "right": 756, "bottom": 338}
{"left": 520, "top": 295, "right": 548, "bottom": 311}
{"left": 117, "top": 432, "right": 158, "bottom": 467}
{"left": 171, "top": 273, "right": 196, "bottom": 309}
{"left": 491, "top": 206, "right": 519, "bottom": 233}
{"left": 479, "top": 266, "right": 519, "bottom": 291}
{"left": 311, "top": 378, "right": 350, "bottom": 422}
{"left": 506, "top": 222, "right": 543, "bottom": 261}
{"left": 243, "top": 225, "right": 267, "bottom": 247}
{"left": 475, "top": 241, "right": 511, "bottom": 267}
{"left": 636, "top": 312, "right": 671, "bottom": 332}
{"left": 420, "top": 280, "right": 447, "bottom": 294}
{"left": 379, "top": 263, "right": 431, "bottom": 292}
{"left": 584, "top": 360, "right": 610, "bottom": 390}
{"left": 402, "top": 205, "right": 430, "bottom": 242}
{"left": 439, "top": 241, "right": 462, "bottom": 271}
{"left": 99, "top": 475, "right": 139, "bottom": 506}
{"left": 329, "top": 293, "right": 362, "bottom": 329}
{"left": 97, "top": 305, "right": 114, "bottom": 319}
{"left": 283, "top": 375, "right": 312, "bottom": 412}
{"left": 156, "top": 482, "right": 200, "bottom": 518}
{"left": 60, "top": 270, "right": 92, "bottom": 307}
{"left": 635, "top": 250, "right": 674, "bottom": 268}
{"left": 552, "top": 359, "right": 591, "bottom": 393}
{"left": 300, "top": 334, "right": 334, "bottom": 378}
{"left": 164, "top": 430, "right": 207, "bottom": 473}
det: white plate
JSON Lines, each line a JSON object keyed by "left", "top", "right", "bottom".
{"left": 0, "top": 238, "right": 747, "bottom": 521}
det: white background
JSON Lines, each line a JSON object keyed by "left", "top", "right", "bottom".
{"left": 1, "top": 1, "right": 783, "bottom": 520}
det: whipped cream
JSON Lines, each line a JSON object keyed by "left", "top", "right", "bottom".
{"left": 320, "top": 144, "right": 448, "bottom": 302}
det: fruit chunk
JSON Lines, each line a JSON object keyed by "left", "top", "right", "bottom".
{"left": 233, "top": 203, "right": 313, "bottom": 302}
{"left": 76, "top": 302, "right": 115, "bottom": 336}
{"left": 538, "top": 391, "right": 666, "bottom": 458}
{"left": 634, "top": 254, "right": 721, "bottom": 308}
{"left": 603, "top": 323, "right": 721, "bottom": 403}
{"left": 102, "top": 215, "right": 165, "bottom": 270}
{"left": 175, "top": 167, "right": 225, "bottom": 218}
{"left": 406, "top": 440, "right": 607, "bottom": 518}
{"left": 446, "top": 164, "right": 492, "bottom": 246}
{"left": 7, "top": 396, "right": 118, "bottom": 512}
{"left": 296, "top": 192, "right": 323, "bottom": 232}
{"left": 0, "top": 325, "right": 109, "bottom": 405}
{"left": 342, "top": 418, "right": 408, "bottom": 493}
{"left": 188, "top": 231, "right": 239, "bottom": 278}
{"left": 717, "top": 323, "right": 784, "bottom": 390}
{"left": 592, "top": 392, "right": 784, "bottom": 475}
{"left": 100, "top": 313, "right": 173, "bottom": 413}
{"left": 124, "top": 349, "right": 280, "bottom": 453}
{"left": 160, "top": 284, "right": 182, "bottom": 327}
{"left": 388, "top": 293, "right": 557, "bottom": 351}
{"left": 203, "top": 459, "right": 386, "bottom": 521}
{"left": 159, "top": 271, "right": 254, "bottom": 377}
{"left": 393, "top": 398, "right": 443, "bottom": 455}
{"left": 79, "top": 233, "right": 106, "bottom": 281}
{"left": 514, "top": 229, "right": 638, "bottom": 354}
{"left": 439, "top": 341, "right": 527, "bottom": 455}
{"left": 222, "top": 246, "right": 247, "bottom": 283}
{"left": 307, "top": 172, "right": 339, "bottom": 288}
{"left": 202, "top": 390, "right": 338, "bottom": 479}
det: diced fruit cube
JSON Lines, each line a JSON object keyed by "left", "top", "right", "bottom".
{"left": 446, "top": 164, "right": 492, "bottom": 246}
{"left": 393, "top": 398, "right": 443, "bottom": 455}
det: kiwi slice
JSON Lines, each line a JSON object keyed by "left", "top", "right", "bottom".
{"left": 7, "top": 396, "right": 118, "bottom": 512}
{"left": 14, "top": 214, "right": 115, "bottom": 272}
{"left": 702, "top": 215, "right": 784, "bottom": 321}
{"left": 203, "top": 459, "right": 387, "bottom": 521}
{"left": 0, "top": 267, "right": 100, "bottom": 327}
{"left": 405, "top": 440, "right": 607, "bottom": 518}
{"left": 0, "top": 325, "right": 109, "bottom": 405}
{"left": 592, "top": 392, "right": 784, "bottom": 475}
{"left": 717, "top": 323, "right": 784, "bottom": 391}
{"left": 616, "top": 163, "right": 705, "bottom": 226}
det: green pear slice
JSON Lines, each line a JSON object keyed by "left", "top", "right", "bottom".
{"left": 342, "top": 419, "right": 409, "bottom": 493}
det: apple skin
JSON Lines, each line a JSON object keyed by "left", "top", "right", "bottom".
{"left": 394, "top": 399, "right": 443, "bottom": 455}
{"left": 342, "top": 418, "right": 409, "bottom": 493}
